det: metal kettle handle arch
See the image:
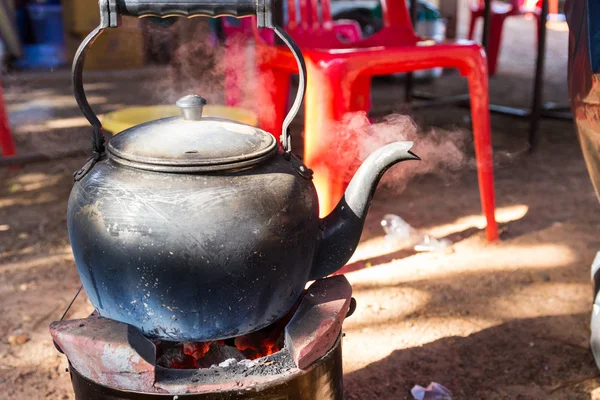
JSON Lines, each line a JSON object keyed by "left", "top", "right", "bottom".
{"left": 72, "top": 0, "right": 306, "bottom": 156}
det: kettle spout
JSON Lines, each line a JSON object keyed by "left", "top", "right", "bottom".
{"left": 310, "top": 142, "right": 420, "bottom": 280}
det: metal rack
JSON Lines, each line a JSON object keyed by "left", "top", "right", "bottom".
{"left": 407, "top": 0, "right": 571, "bottom": 151}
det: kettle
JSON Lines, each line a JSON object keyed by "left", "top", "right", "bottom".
{"left": 67, "top": 0, "right": 420, "bottom": 341}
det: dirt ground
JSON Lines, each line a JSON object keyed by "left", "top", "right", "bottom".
{"left": 2, "top": 15, "right": 598, "bottom": 400}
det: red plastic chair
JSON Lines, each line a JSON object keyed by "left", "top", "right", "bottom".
{"left": 0, "top": 78, "right": 16, "bottom": 158}
{"left": 222, "top": 7, "right": 362, "bottom": 107}
{"left": 467, "top": 0, "right": 558, "bottom": 75}
{"left": 280, "top": 0, "right": 362, "bottom": 46}
{"left": 247, "top": 0, "right": 498, "bottom": 241}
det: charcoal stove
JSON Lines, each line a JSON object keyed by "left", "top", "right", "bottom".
{"left": 51, "top": 276, "right": 354, "bottom": 399}
{"left": 50, "top": 0, "right": 420, "bottom": 398}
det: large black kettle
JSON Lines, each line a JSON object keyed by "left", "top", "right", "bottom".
{"left": 67, "top": 0, "right": 419, "bottom": 341}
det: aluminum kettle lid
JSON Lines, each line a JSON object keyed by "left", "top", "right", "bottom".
{"left": 107, "top": 95, "right": 278, "bottom": 173}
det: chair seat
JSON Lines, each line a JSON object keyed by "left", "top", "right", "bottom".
{"left": 257, "top": 37, "right": 483, "bottom": 77}
{"left": 285, "top": 19, "right": 362, "bottom": 47}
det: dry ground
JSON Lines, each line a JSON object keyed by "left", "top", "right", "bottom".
{"left": 2, "top": 15, "right": 598, "bottom": 400}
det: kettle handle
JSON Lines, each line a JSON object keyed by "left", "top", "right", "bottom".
{"left": 72, "top": 0, "right": 305, "bottom": 158}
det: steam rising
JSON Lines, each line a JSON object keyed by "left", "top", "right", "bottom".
{"left": 144, "top": 19, "right": 273, "bottom": 115}
{"left": 323, "top": 111, "right": 470, "bottom": 192}
{"left": 143, "top": 19, "right": 473, "bottom": 192}
{"left": 144, "top": 19, "right": 225, "bottom": 104}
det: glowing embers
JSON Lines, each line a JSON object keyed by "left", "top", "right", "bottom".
{"left": 156, "top": 315, "right": 289, "bottom": 369}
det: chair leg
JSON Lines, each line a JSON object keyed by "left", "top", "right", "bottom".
{"left": 465, "top": 52, "right": 499, "bottom": 242}
{"left": 468, "top": 13, "right": 477, "bottom": 40}
{"left": 486, "top": 15, "right": 508, "bottom": 76}
{"left": 304, "top": 59, "right": 354, "bottom": 217}
{"left": 535, "top": 11, "right": 543, "bottom": 46}
{"left": 0, "top": 83, "right": 15, "bottom": 157}
{"left": 350, "top": 75, "right": 371, "bottom": 112}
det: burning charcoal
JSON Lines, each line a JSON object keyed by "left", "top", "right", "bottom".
{"left": 197, "top": 344, "right": 245, "bottom": 369}
{"left": 183, "top": 340, "right": 226, "bottom": 362}
{"left": 229, "top": 304, "right": 294, "bottom": 361}
{"left": 157, "top": 346, "right": 198, "bottom": 369}
{"left": 183, "top": 342, "right": 211, "bottom": 360}
{"left": 234, "top": 330, "right": 282, "bottom": 360}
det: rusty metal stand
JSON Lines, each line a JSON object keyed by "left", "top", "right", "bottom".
{"left": 406, "top": 0, "right": 571, "bottom": 151}
{"left": 482, "top": 0, "right": 491, "bottom": 49}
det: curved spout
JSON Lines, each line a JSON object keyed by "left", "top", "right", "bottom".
{"left": 309, "top": 142, "right": 420, "bottom": 280}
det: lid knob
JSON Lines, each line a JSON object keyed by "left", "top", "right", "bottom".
{"left": 176, "top": 95, "right": 207, "bottom": 121}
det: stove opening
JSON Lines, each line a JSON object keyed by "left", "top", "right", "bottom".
{"left": 156, "top": 310, "right": 292, "bottom": 370}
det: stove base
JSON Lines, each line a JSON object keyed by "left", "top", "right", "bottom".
{"left": 69, "top": 338, "right": 343, "bottom": 400}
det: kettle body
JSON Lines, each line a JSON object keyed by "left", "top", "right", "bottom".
{"left": 68, "top": 148, "right": 319, "bottom": 341}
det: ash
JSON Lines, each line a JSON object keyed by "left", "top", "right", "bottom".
{"left": 157, "top": 348, "right": 296, "bottom": 387}
{"left": 207, "top": 348, "right": 295, "bottom": 377}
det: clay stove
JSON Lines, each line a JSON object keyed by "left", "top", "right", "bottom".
{"left": 51, "top": 276, "right": 354, "bottom": 399}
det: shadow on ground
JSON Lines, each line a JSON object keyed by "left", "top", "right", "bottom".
{"left": 344, "top": 314, "right": 598, "bottom": 399}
